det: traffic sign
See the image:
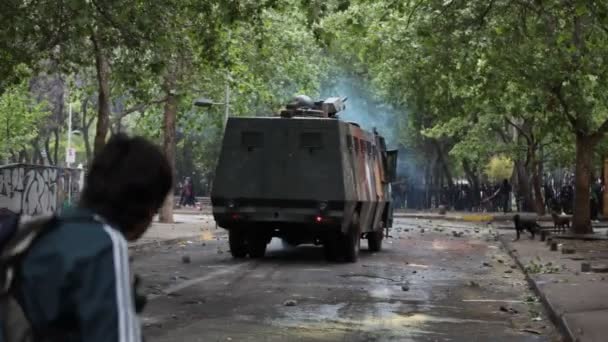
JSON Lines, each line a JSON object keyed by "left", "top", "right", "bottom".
{"left": 66, "top": 148, "right": 76, "bottom": 164}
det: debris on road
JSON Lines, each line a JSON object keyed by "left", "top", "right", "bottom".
{"left": 452, "top": 231, "right": 464, "bottom": 238}
{"left": 182, "top": 255, "right": 191, "bottom": 264}
{"left": 283, "top": 299, "right": 297, "bottom": 307}
{"left": 499, "top": 306, "right": 518, "bottom": 314}
{"left": 561, "top": 248, "right": 576, "bottom": 255}
{"left": 591, "top": 264, "right": 608, "bottom": 273}
{"left": 401, "top": 285, "right": 410, "bottom": 291}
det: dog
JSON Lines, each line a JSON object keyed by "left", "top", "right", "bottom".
{"left": 513, "top": 214, "right": 541, "bottom": 240}
{"left": 551, "top": 212, "right": 570, "bottom": 234}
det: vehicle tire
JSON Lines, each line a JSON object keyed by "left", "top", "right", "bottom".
{"left": 248, "top": 236, "right": 267, "bottom": 258}
{"left": 343, "top": 213, "right": 361, "bottom": 263}
{"left": 229, "top": 230, "right": 247, "bottom": 258}
{"left": 367, "top": 230, "right": 383, "bottom": 252}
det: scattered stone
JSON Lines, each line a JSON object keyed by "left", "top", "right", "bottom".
{"left": 401, "top": 285, "right": 410, "bottom": 291}
{"left": 412, "top": 270, "right": 418, "bottom": 274}
{"left": 521, "top": 329, "right": 541, "bottom": 335}
{"left": 182, "top": 255, "right": 191, "bottom": 264}
{"left": 561, "top": 248, "right": 576, "bottom": 255}
{"left": 581, "top": 262, "right": 591, "bottom": 273}
{"left": 283, "top": 300, "right": 297, "bottom": 307}
{"left": 511, "top": 264, "right": 518, "bottom": 269}
{"left": 499, "top": 306, "right": 518, "bottom": 314}
{"left": 483, "top": 262, "right": 492, "bottom": 267}
{"left": 504, "top": 270, "right": 513, "bottom": 274}
{"left": 468, "top": 281, "right": 480, "bottom": 287}
{"left": 591, "top": 264, "right": 608, "bottom": 273}
{"left": 497, "top": 259, "right": 504, "bottom": 264}
{"left": 420, "top": 229, "right": 425, "bottom": 233}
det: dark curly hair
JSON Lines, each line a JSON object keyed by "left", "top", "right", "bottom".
{"left": 80, "top": 134, "right": 173, "bottom": 232}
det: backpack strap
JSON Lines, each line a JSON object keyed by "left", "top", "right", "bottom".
{"left": 0, "top": 216, "right": 58, "bottom": 262}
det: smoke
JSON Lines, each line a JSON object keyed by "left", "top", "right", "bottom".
{"left": 321, "top": 77, "right": 400, "bottom": 149}
{"left": 320, "top": 75, "right": 422, "bottom": 182}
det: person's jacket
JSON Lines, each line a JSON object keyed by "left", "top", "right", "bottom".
{"left": 15, "top": 208, "right": 142, "bottom": 342}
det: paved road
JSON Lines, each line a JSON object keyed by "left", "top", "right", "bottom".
{"left": 134, "top": 219, "right": 561, "bottom": 341}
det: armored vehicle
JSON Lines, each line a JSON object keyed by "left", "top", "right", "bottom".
{"left": 211, "top": 96, "right": 398, "bottom": 262}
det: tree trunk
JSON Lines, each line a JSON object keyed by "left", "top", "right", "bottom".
{"left": 515, "top": 160, "right": 534, "bottom": 212}
{"left": 92, "top": 35, "right": 111, "bottom": 155}
{"left": 462, "top": 159, "right": 480, "bottom": 207}
{"left": 53, "top": 128, "right": 59, "bottom": 166}
{"left": 603, "top": 158, "right": 608, "bottom": 216}
{"left": 158, "top": 74, "right": 178, "bottom": 223}
{"left": 44, "top": 136, "right": 53, "bottom": 165}
{"left": 434, "top": 141, "right": 454, "bottom": 188}
{"left": 572, "top": 134, "right": 594, "bottom": 234}
{"left": 529, "top": 149, "right": 545, "bottom": 215}
{"left": 81, "top": 98, "right": 93, "bottom": 166}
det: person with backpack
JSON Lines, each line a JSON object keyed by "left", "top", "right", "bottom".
{"left": 1, "top": 134, "right": 172, "bottom": 342}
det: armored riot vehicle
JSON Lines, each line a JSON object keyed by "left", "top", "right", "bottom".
{"left": 211, "top": 96, "right": 398, "bottom": 262}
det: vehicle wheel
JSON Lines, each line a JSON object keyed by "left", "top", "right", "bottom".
{"left": 367, "top": 230, "right": 383, "bottom": 252}
{"left": 343, "top": 213, "right": 361, "bottom": 263}
{"left": 247, "top": 236, "right": 267, "bottom": 258}
{"left": 229, "top": 230, "right": 247, "bottom": 258}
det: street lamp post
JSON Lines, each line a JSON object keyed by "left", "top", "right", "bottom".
{"left": 194, "top": 85, "right": 231, "bottom": 130}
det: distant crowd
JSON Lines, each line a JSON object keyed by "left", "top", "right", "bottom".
{"left": 392, "top": 176, "right": 605, "bottom": 218}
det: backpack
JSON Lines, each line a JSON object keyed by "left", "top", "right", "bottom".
{"left": 0, "top": 210, "right": 57, "bottom": 342}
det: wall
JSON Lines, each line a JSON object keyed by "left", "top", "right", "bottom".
{"left": 0, "top": 164, "right": 83, "bottom": 216}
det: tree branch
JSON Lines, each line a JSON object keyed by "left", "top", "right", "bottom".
{"left": 118, "top": 97, "right": 167, "bottom": 119}
{"left": 551, "top": 83, "right": 578, "bottom": 128}
{"left": 591, "top": 117, "right": 608, "bottom": 143}
{"left": 406, "top": 0, "right": 425, "bottom": 29}
{"left": 505, "top": 117, "right": 532, "bottom": 143}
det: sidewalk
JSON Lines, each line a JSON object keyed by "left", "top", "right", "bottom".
{"left": 392, "top": 210, "right": 569, "bottom": 223}
{"left": 129, "top": 215, "right": 219, "bottom": 250}
{"left": 500, "top": 231, "right": 608, "bottom": 342}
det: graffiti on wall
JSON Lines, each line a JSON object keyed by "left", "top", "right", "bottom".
{"left": 0, "top": 164, "right": 82, "bottom": 216}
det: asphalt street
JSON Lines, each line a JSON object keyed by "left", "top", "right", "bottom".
{"left": 133, "top": 218, "right": 562, "bottom": 342}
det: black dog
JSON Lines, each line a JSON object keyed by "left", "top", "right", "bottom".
{"left": 513, "top": 214, "right": 540, "bottom": 240}
{"left": 551, "top": 212, "right": 570, "bottom": 234}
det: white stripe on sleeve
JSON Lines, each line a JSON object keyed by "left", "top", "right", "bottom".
{"left": 102, "top": 225, "right": 142, "bottom": 342}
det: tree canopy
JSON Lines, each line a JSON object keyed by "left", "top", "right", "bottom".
{"left": 2, "top": 0, "right": 608, "bottom": 230}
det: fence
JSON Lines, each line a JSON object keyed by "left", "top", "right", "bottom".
{"left": 0, "top": 164, "right": 84, "bottom": 216}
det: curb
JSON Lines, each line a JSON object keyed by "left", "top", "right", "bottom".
{"left": 498, "top": 236, "right": 571, "bottom": 342}
{"left": 128, "top": 235, "right": 200, "bottom": 251}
